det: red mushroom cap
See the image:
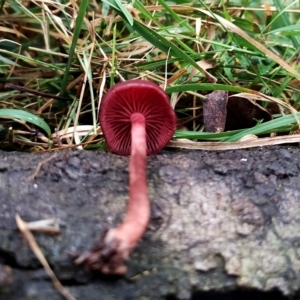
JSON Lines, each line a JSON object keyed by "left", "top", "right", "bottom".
{"left": 100, "top": 80, "right": 176, "bottom": 155}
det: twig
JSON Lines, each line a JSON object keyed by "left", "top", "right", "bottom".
{"left": 27, "top": 153, "right": 57, "bottom": 181}
{"left": 27, "top": 219, "right": 61, "bottom": 234}
{"left": 4, "top": 83, "right": 71, "bottom": 101}
{"left": 15, "top": 215, "right": 76, "bottom": 300}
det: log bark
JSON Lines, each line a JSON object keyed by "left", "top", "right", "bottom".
{"left": 0, "top": 146, "right": 300, "bottom": 299}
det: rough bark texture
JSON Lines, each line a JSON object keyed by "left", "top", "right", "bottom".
{"left": 0, "top": 146, "right": 300, "bottom": 300}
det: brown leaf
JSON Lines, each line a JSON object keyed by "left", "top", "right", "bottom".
{"left": 186, "top": 60, "right": 218, "bottom": 84}
{"left": 203, "top": 91, "right": 228, "bottom": 132}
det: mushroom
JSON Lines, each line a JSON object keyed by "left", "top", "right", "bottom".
{"left": 79, "top": 80, "right": 176, "bottom": 275}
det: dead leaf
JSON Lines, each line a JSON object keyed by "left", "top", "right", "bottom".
{"left": 186, "top": 60, "right": 218, "bottom": 84}
{"left": 203, "top": 91, "right": 228, "bottom": 132}
{"left": 168, "top": 133, "right": 300, "bottom": 150}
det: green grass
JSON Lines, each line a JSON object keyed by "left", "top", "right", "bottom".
{"left": 0, "top": 0, "right": 300, "bottom": 151}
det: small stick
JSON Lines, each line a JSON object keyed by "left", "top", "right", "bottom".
{"left": 27, "top": 219, "right": 61, "bottom": 234}
{"left": 27, "top": 153, "right": 57, "bottom": 181}
{"left": 4, "top": 83, "right": 71, "bottom": 101}
{"left": 15, "top": 215, "right": 76, "bottom": 300}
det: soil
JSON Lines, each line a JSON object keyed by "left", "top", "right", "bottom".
{"left": 1, "top": 146, "right": 300, "bottom": 300}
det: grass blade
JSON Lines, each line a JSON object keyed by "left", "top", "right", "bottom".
{"left": 268, "top": 24, "right": 300, "bottom": 36}
{"left": 193, "top": 7, "right": 300, "bottom": 79}
{"left": 271, "top": 0, "right": 300, "bottom": 48}
{"left": 131, "top": 20, "right": 205, "bottom": 75}
{"left": 60, "top": 0, "right": 89, "bottom": 96}
{"left": 166, "top": 83, "right": 254, "bottom": 94}
{"left": 224, "top": 113, "right": 300, "bottom": 142}
{"left": 0, "top": 109, "right": 51, "bottom": 136}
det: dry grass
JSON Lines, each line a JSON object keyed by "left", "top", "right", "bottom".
{"left": 0, "top": 0, "right": 300, "bottom": 151}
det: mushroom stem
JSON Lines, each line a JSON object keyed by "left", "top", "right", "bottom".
{"left": 79, "top": 113, "right": 150, "bottom": 275}
{"left": 119, "top": 112, "right": 150, "bottom": 246}
{"left": 102, "top": 113, "right": 150, "bottom": 272}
